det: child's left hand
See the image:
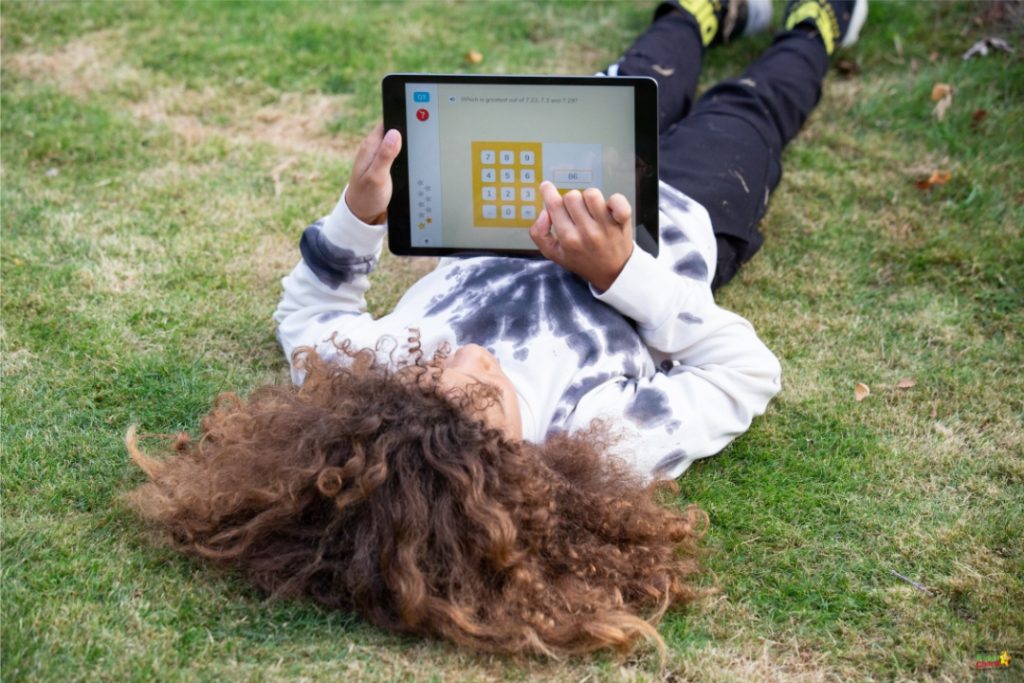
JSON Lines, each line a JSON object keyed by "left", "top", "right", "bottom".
{"left": 530, "top": 181, "right": 635, "bottom": 292}
{"left": 345, "top": 122, "right": 402, "bottom": 225}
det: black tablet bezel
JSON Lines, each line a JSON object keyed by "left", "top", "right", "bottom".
{"left": 382, "top": 73, "right": 659, "bottom": 258}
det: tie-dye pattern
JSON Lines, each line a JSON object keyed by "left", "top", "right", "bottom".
{"left": 426, "top": 258, "right": 645, "bottom": 366}
{"left": 274, "top": 182, "right": 781, "bottom": 480}
{"left": 299, "top": 219, "right": 378, "bottom": 289}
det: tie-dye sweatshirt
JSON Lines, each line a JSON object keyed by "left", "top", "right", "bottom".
{"left": 274, "top": 182, "right": 781, "bottom": 480}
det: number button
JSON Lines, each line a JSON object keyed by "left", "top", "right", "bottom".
{"left": 482, "top": 186, "right": 497, "bottom": 201}
{"left": 520, "top": 187, "right": 535, "bottom": 202}
{"left": 501, "top": 205, "right": 515, "bottom": 219}
{"left": 499, "top": 151, "right": 514, "bottom": 165}
{"left": 481, "top": 168, "right": 496, "bottom": 183}
{"left": 520, "top": 151, "right": 535, "bottom": 165}
{"left": 520, "top": 169, "right": 535, "bottom": 183}
{"left": 500, "top": 187, "right": 515, "bottom": 201}
{"left": 480, "top": 150, "right": 495, "bottom": 164}
{"left": 500, "top": 168, "right": 515, "bottom": 183}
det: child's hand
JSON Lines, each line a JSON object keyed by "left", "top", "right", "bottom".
{"left": 529, "top": 181, "right": 634, "bottom": 292}
{"left": 345, "top": 122, "right": 402, "bottom": 225}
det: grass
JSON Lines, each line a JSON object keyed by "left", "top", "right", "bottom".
{"left": 2, "top": 1, "right": 1022, "bottom": 681}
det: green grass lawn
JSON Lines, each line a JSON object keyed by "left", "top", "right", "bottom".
{"left": 2, "top": 1, "right": 1022, "bottom": 681}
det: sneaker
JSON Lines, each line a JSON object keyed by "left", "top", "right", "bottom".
{"left": 655, "top": 0, "right": 773, "bottom": 47}
{"left": 782, "top": 0, "right": 868, "bottom": 55}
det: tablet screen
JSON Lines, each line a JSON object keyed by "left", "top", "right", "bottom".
{"left": 383, "top": 75, "right": 658, "bottom": 257}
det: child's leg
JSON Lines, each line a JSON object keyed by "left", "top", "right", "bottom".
{"left": 605, "top": 10, "right": 706, "bottom": 131}
{"left": 659, "top": 28, "right": 830, "bottom": 289}
{"left": 607, "top": 1, "right": 773, "bottom": 131}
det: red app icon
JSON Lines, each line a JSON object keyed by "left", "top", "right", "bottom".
{"left": 416, "top": 108, "right": 429, "bottom": 122}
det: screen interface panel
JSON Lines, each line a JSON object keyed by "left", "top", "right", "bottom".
{"left": 403, "top": 82, "right": 636, "bottom": 250}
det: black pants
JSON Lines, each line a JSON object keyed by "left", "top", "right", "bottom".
{"left": 612, "top": 10, "right": 830, "bottom": 290}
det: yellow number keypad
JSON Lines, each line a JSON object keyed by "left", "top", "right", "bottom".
{"left": 471, "top": 141, "right": 543, "bottom": 228}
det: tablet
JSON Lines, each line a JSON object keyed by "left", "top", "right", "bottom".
{"left": 382, "top": 74, "right": 659, "bottom": 258}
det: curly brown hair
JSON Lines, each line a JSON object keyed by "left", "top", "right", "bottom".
{"left": 126, "top": 346, "right": 707, "bottom": 658}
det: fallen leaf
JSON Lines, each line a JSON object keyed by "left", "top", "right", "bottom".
{"left": 931, "top": 83, "right": 952, "bottom": 101}
{"left": 896, "top": 378, "right": 917, "bottom": 389}
{"left": 931, "top": 83, "right": 953, "bottom": 121}
{"left": 929, "top": 50, "right": 939, "bottom": 62}
{"left": 836, "top": 58, "right": 860, "bottom": 76}
{"left": 971, "top": 109, "right": 988, "bottom": 128}
{"left": 854, "top": 383, "right": 870, "bottom": 401}
{"left": 464, "top": 49, "right": 484, "bottom": 65}
{"left": 963, "top": 36, "right": 1014, "bottom": 60}
{"left": 930, "top": 405, "right": 938, "bottom": 419}
{"left": 915, "top": 170, "right": 952, "bottom": 190}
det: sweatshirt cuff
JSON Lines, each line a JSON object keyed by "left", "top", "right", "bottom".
{"left": 319, "top": 185, "right": 388, "bottom": 255}
{"left": 593, "top": 247, "right": 682, "bottom": 329}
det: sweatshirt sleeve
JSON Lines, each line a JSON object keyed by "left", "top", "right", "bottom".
{"left": 568, "top": 246, "right": 782, "bottom": 480}
{"left": 272, "top": 186, "right": 388, "bottom": 382}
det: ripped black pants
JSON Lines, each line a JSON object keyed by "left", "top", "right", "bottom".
{"left": 612, "top": 10, "right": 830, "bottom": 290}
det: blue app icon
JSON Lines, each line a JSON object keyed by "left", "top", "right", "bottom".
{"left": 413, "top": 91, "right": 430, "bottom": 103}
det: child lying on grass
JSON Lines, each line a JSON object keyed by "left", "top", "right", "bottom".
{"left": 128, "top": 0, "right": 867, "bottom": 658}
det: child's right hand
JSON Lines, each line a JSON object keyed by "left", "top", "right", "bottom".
{"left": 530, "top": 181, "right": 635, "bottom": 292}
{"left": 345, "top": 122, "right": 402, "bottom": 225}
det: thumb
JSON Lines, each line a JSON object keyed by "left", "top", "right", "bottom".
{"left": 367, "top": 129, "right": 402, "bottom": 177}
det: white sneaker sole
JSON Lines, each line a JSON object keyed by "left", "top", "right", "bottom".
{"left": 742, "top": 0, "right": 774, "bottom": 36}
{"left": 841, "top": 0, "right": 868, "bottom": 47}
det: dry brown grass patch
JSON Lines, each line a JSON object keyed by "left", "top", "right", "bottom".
{"left": 130, "top": 85, "right": 356, "bottom": 155}
{"left": 229, "top": 232, "right": 300, "bottom": 288}
{"left": 6, "top": 31, "right": 359, "bottom": 157}
{"left": 660, "top": 597, "right": 860, "bottom": 682}
{"left": 4, "top": 32, "right": 133, "bottom": 98}
{"left": 2, "top": 345, "right": 37, "bottom": 378}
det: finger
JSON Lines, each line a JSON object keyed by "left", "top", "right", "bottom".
{"left": 582, "top": 188, "right": 607, "bottom": 224}
{"left": 539, "top": 181, "right": 572, "bottom": 231}
{"left": 562, "top": 190, "right": 593, "bottom": 229}
{"left": 529, "top": 209, "right": 560, "bottom": 258}
{"left": 366, "top": 129, "right": 402, "bottom": 178}
{"left": 606, "top": 193, "right": 633, "bottom": 228}
{"left": 353, "top": 122, "right": 385, "bottom": 176}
